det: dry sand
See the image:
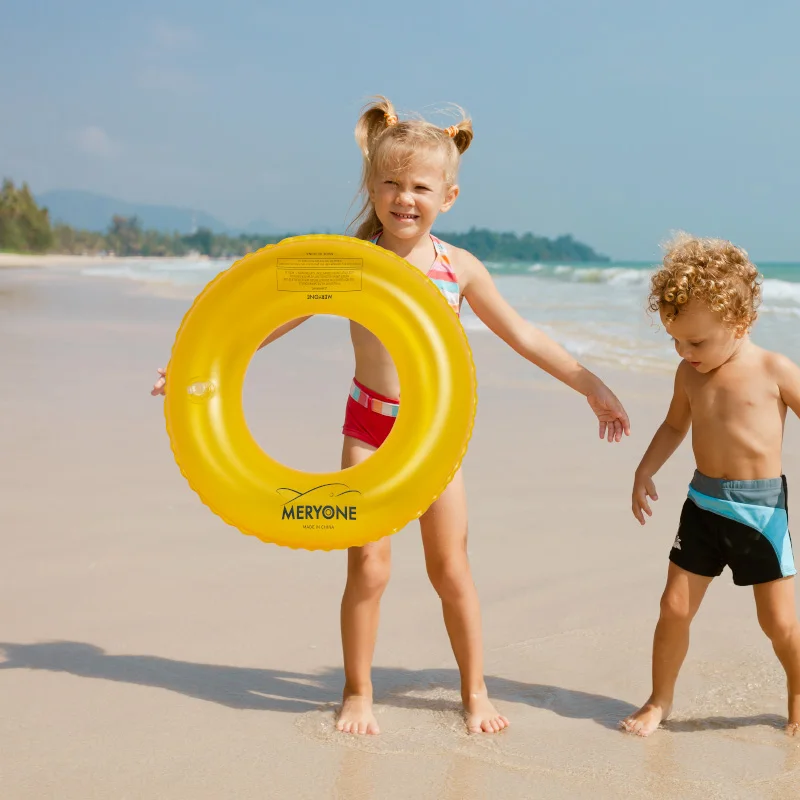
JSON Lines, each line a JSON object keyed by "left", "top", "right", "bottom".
{"left": 0, "top": 253, "right": 130, "bottom": 269}
{"left": 0, "top": 253, "right": 212, "bottom": 270}
{"left": 2, "top": 265, "right": 800, "bottom": 798}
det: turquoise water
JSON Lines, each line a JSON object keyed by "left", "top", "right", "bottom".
{"left": 82, "top": 258, "right": 800, "bottom": 372}
{"left": 484, "top": 261, "right": 800, "bottom": 283}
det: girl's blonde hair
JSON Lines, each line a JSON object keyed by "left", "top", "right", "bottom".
{"left": 648, "top": 232, "right": 762, "bottom": 333}
{"left": 348, "top": 96, "right": 473, "bottom": 240}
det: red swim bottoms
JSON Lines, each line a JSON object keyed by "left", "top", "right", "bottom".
{"left": 341, "top": 377, "right": 399, "bottom": 449}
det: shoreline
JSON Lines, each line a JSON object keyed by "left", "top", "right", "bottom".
{"left": 0, "top": 252, "right": 218, "bottom": 269}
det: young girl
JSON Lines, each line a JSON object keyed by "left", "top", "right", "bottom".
{"left": 152, "top": 96, "right": 631, "bottom": 735}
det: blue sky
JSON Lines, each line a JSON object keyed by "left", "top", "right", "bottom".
{"left": 2, "top": 1, "right": 799, "bottom": 260}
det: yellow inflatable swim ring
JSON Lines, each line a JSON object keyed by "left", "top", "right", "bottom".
{"left": 165, "top": 235, "right": 476, "bottom": 550}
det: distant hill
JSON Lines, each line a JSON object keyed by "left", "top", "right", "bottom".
{"left": 241, "top": 218, "right": 284, "bottom": 235}
{"left": 35, "top": 189, "right": 280, "bottom": 235}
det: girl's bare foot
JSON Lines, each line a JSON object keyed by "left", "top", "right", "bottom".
{"left": 620, "top": 699, "right": 671, "bottom": 737}
{"left": 336, "top": 693, "right": 380, "bottom": 735}
{"left": 463, "top": 688, "right": 509, "bottom": 734}
{"left": 787, "top": 693, "right": 800, "bottom": 736}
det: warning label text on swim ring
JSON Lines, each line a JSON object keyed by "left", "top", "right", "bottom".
{"left": 277, "top": 258, "right": 362, "bottom": 294}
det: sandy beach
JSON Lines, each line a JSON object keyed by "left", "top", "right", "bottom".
{"left": 2, "top": 263, "right": 800, "bottom": 799}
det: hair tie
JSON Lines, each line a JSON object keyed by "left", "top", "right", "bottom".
{"left": 385, "top": 113, "right": 398, "bottom": 127}
{"left": 444, "top": 125, "right": 458, "bottom": 138}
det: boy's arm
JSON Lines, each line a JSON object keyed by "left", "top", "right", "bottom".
{"left": 772, "top": 353, "right": 800, "bottom": 418}
{"left": 459, "top": 250, "right": 630, "bottom": 441}
{"left": 632, "top": 362, "right": 692, "bottom": 524}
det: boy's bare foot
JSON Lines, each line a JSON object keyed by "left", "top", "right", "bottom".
{"left": 620, "top": 700, "right": 671, "bottom": 737}
{"left": 785, "top": 722, "right": 800, "bottom": 737}
{"left": 336, "top": 693, "right": 380, "bottom": 735}
{"left": 463, "top": 689, "right": 509, "bottom": 734}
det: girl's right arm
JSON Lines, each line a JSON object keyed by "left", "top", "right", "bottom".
{"left": 150, "top": 315, "right": 312, "bottom": 396}
{"left": 256, "top": 315, "right": 311, "bottom": 350}
{"left": 632, "top": 361, "right": 692, "bottom": 525}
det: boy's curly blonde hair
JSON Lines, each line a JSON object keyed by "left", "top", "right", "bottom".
{"left": 648, "top": 232, "right": 762, "bottom": 332}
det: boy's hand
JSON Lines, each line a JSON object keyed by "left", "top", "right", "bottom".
{"left": 632, "top": 472, "right": 658, "bottom": 525}
{"left": 151, "top": 367, "right": 167, "bottom": 396}
{"left": 586, "top": 384, "right": 631, "bottom": 443}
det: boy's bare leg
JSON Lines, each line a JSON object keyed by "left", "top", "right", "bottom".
{"left": 621, "top": 563, "right": 712, "bottom": 736}
{"left": 420, "top": 471, "right": 509, "bottom": 734}
{"left": 753, "top": 576, "right": 800, "bottom": 735}
{"left": 337, "top": 436, "right": 390, "bottom": 735}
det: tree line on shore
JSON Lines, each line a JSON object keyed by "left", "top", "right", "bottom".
{"left": 0, "top": 178, "right": 608, "bottom": 262}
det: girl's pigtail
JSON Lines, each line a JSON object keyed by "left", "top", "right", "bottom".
{"left": 354, "top": 95, "right": 398, "bottom": 160}
{"left": 443, "top": 116, "right": 474, "bottom": 155}
{"left": 349, "top": 96, "right": 399, "bottom": 240}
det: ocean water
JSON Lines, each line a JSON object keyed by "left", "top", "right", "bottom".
{"left": 465, "top": 260, "right": 800, "bottom": 372}
{"left": 82, "top": 257, "right": 800, "bottom": 372}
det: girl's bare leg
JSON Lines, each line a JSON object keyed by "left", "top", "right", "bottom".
{"left": 420, "top": 471, "right": 509, "bottom": 733}
{"left": 336, "top": 436, "right": 391, "bottom": 735}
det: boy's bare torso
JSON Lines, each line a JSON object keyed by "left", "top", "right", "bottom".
{"left": 685, "top": 344, "right": 787, "bottom": 480}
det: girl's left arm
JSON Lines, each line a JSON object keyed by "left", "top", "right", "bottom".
{"left": 459, "top": 249, "right": 630, "bottom": 442}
